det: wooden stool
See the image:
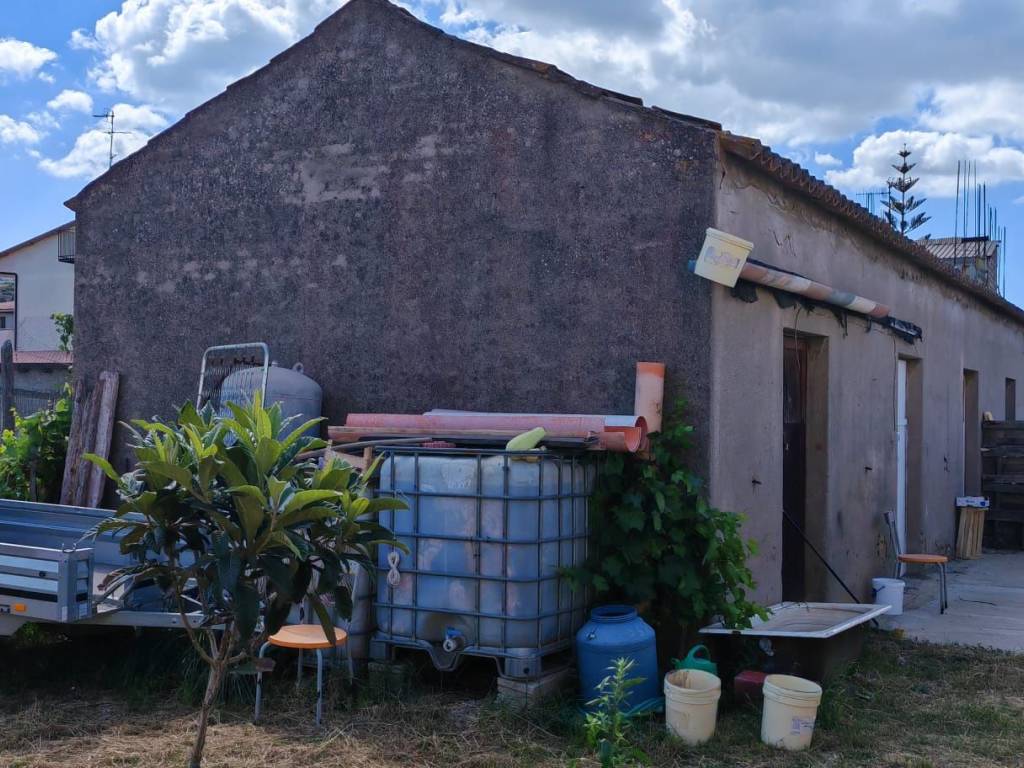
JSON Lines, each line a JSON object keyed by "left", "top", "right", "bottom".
{"left": 254, "top": 625, "right": 349, "bottom": 726}
{"left": 885, "top": 511, "right": 949, "bottom": 614}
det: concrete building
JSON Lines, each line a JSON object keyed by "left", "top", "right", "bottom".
{"left": 0, "top": 222, "right": 75, "bottom": 351}
{"left": 66, "top": 0, "right": 1024, "bottom": 605}
{"left": 0, "top": 222, "right": 75, "bottom": 397}
{"left": 920, "top": 235, "right": 1000, "bottom": 293}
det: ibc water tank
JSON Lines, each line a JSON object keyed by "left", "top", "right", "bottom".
{"left": 373, "top": 448, "right": 594, "bottom": 679}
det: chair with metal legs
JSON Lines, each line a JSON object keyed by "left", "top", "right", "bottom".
{"left": 254, "top": 625, "right": 349, "bottom": 726}
{"left": 884, "top": 511, "right": 949, "bottom": 614}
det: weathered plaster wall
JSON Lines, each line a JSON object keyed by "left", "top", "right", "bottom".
{"left": 70, "top": 0, "right": 718, "bottom": 475}
{"left": 710, "top": 155, "right": 1024, "bottom": 604}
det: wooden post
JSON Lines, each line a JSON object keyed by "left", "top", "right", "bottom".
{"left": 60, "top": 379, "right": 89, "bottom": 505}
{"left": 0, "top": 340, "right": 13, "bottom": 432}
{"left": 72, "top": 384, "right": 101, "bottom": 506}
{"left": 85, "top": 371, "right": 120, "bottom": 508}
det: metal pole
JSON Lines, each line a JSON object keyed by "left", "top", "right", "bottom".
{"left": 782, "top": 509, "right": 862, "bottom": 604}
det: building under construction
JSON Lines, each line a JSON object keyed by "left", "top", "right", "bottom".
{"left": 920, "top": 236, "right": 1001, "bottom": 293}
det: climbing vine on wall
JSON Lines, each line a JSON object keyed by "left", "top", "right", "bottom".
{"left": 568, "top": 402, "right": 765, "bottom": 637}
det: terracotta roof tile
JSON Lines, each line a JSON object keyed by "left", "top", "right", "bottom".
{"left": 719, "top": 132, "right": 1024, "bottom": 326}
{"left": 12, "top": 350, "right": 73, "bottom": 365}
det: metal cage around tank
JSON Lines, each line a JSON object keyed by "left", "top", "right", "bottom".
{"left": 370, "top": 447, "right": 594, "bottom": 679}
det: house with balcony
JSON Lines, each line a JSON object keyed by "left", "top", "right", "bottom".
{"left": 0, "top": 221, "right": 75, "bottom": 400}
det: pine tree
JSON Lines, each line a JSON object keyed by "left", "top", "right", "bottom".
{"left": 882, "top": 145, "right": 930, "bottom": 235}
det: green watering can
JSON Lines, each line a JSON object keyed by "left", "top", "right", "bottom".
{"left": 672, "top": 644, "right": 718, "bottom": 676}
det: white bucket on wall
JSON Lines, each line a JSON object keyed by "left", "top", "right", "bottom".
{"left": 872, "top": 577, "right": 905, "bottom": 616}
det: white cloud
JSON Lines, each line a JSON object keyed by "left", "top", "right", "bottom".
{"left": 826, "top": 130, "right": 1024, "bottom": 198}
{"left": 920, "top": 80, "right": 1024, "bottom": 142}
{"left": 81, "top": 0, "right": 347, "bottom": 110}
{"left": 38, "top": 104, "right": 169, "bottom": 179}
{"left": 814, "top": 152, "right": 842, "bottom": 167}
{"left": 0, "top": 115, "right": 42, "bottom": 145}
{"left": 26, "top": 110, "right": 59, "bottom": 130}
{"left": 0, "top": 38, "right": 57, "bottom": 79}
{"left": 69, "top": 28, "right": 102, "bottom": 51}
{"left": 423, "top": 0, "right": 1024, "bottom": 148}
{"left": 49, "top": 0, "right": 1024, "bottom": 159}
{"left": 47, "top": 90, "right": 95, "bottom": 114}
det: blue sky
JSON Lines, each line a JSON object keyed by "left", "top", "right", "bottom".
{"left": 3, "top": 0, "right": 1024, "bottom": 303}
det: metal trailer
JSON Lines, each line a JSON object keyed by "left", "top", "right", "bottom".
{"left": 0, "top": 498, "right": 201, "bottom": 637}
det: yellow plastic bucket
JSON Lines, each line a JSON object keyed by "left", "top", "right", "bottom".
{"left": 761, "top": 674, "right": 823, "bottom": 751}
{"left": 663, "top": 669, "right": 721, "bottom": 745}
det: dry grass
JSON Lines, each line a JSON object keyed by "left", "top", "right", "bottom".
{"left": 1, "top": 630, "right": 1023, "bottom": 767}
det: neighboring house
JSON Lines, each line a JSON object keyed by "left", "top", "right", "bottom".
{"left": 920, "top": 235, "right": 1000, "bottom": 293}
{"left": 0, "top": 222, "right": 75, "bottom": 396}
{"left": 0, "top": 221, "right": 75, "bottom": 351}
{"left": 66, "top": 0, "right": 1024, "bottom": 605}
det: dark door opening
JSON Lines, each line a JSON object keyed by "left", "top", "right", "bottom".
{"left": 782, "top": 337, "right": 807, "bottom": 602}
{"left": 964, "top": 369, "right": 980, "bottom": 495}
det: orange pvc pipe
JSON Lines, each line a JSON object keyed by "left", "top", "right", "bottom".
{"left": 633, "top": 362, "right": 665, "bottom": 434}
{"left": 345, "top": 412, "right": 648, "bottom": 452}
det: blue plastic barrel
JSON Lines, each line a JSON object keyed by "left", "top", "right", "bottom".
{"left": 576, "top": 605, "right": 660, "bottom": 711}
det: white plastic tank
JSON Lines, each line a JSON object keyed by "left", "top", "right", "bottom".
{"left": 373, "top": 448, "right": 593, "bottom": 678}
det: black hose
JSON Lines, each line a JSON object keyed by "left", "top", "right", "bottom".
{"left": 782, "top": 510, "right": 862, "bottom": 604}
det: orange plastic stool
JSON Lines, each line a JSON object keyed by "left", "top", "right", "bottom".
{"left": 254, "top": 625, "right": 348, "bottom": 725}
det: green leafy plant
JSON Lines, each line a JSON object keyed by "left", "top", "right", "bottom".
{"left": 583, "top": 657, "right": 648, "bottom": 767}
{"left": 0, "top": 385, "right": 72, "bottom": 502}
{"left": 86, "top": 393, "right": 406, "bottom": 768}
{"left": 50, "top": 312, "right": 73, "bottom": 353}
{"left": 569, "top": 402, "right": 764, "bottom": 650}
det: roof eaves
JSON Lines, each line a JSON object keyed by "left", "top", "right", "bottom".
{"left": 719, "top": 132, "right": 1024, "bottom": 327}
{"left": 0, "top": 221, "right": 75, "bottom": 260}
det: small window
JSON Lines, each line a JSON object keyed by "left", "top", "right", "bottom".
{"left": 0, "top": 316, "right": 7, "bottom": 329}
{"left": 1007, "top": 378, "right": 1017, "bottom": 421}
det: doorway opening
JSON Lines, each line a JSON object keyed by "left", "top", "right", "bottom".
{"left": 782, "top": 334, "right": 828, "bottom": 602}
{"left": 964, "top": 370, "right": 980, "bottom": 495}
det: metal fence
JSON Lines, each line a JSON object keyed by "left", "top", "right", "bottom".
{"left": 10, "top": 388, "right": 62, "bottom": 417}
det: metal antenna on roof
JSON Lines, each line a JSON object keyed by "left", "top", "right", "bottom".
{"left": 954, "top": 161, "right": 961, "bottom": 271}
{"left": 92, "top": 109, "right": 132, "bottom": 169}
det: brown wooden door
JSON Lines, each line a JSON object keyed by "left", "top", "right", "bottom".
{"left": 782, "top": 337, "right": 807, "bottom": 601}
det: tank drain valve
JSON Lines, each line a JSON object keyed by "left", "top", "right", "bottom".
{"left": 442, "top": 628, "right": 466, "bottom": 653}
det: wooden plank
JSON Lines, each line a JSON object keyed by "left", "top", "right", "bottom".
{"left": 85, "top": 372, "right": 120, "bottom": 508}
{"left": 60, "top": 379, "right": 89, "bottom": 505}
{"left": 0, "top": 341, "right": 13, "bottom": 432}
{"left": 981, "top": 481, "right": 1024, "bottom": 494}
{"left": 983, "top": 474, "right": 1024, "bottom": 484}
{"left": 71, "top": 383, "right": 102, "bottom": 507}
{"left": 986, "top": 508, "right": 1024, "bottom": 524}
{"left": 981, "top": 447, "right": 1024, "bottom": 458}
